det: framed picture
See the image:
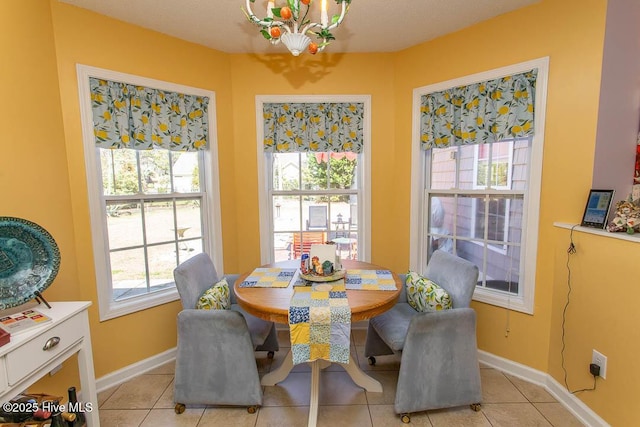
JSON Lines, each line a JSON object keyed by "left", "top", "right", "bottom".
{"left": 581, "top": 189, "right": 615, "bottom": 229}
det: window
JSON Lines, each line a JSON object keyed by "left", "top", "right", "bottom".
{"left": 77, "top": 65, "right": 224, "bottom": 320}
{"left": 426, "top": 138, "right": 529, "bottom": 294}
{"left": 410, "top": 58, "right": 548, "bottom": 314}
{"left": 255, "top": 96, "right": 371, "bottom": 264}
{"left": 268, "top": 152, "right": 360, "bottom": 262}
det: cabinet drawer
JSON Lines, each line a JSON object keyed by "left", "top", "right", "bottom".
{"left": 6, "top": 314, "right": 84, "bottom": 385}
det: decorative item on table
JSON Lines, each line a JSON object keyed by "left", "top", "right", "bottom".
{"left": 606, "top": 195, "right": 640, "bottom": 234}
{"left": 0, "top": 216, "right": 60, "bottom": 310}
{"left": 300, "top": 253, "right": 310, "bottom": 274}
{"left": 299, "top": 243, "right": 345, "bottom": 282}
{"left": 0, "top": 308, "right": 52, "bottom": 335}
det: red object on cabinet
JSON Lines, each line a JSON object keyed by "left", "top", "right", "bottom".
{"left": 0, "top": 328, "right": 10, "bottom": 346}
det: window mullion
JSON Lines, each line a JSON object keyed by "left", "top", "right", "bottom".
{"left": 135, "top": 151, "right": 143, "bottom": 194}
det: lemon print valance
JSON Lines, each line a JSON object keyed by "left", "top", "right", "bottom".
{"left": 89, "top": 77, "right": 209, "bottom": 152}
{"left": 263, "top": 102, "right": 364, "bottom": 153}
{"left": 420, "top": 69, "right": 537, "bottom": 149}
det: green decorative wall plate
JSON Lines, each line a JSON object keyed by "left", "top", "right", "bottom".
{"left": 0, "top": 217, "right": 60, "bottom": 310}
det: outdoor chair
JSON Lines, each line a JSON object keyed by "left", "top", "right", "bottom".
{"left": 364, "top": 250, "right": 482, "bottom": 423}
{"left": 306, "top": 205, "right": 329, "bottom": 230}
{"left": 172, "top": 253, "right": 279, "bottom": 414}
{"left": 290, "top": 231, "right": 327, "bottom": 259}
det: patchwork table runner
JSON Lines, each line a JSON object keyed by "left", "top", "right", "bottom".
{"left": 239, "top": 268, "right": 297, "bottom": 288}
{"left": 345, "top": 269, "right": 397, "bottom": 291}
{"left": 293, "top": 271, "right": 397, "bottom": 291}
{"left": 288, "top": 282, "right": 351, "bottom": 365}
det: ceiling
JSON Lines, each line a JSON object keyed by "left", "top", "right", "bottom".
{"left": 59, "top": 0, "right": 539, "bottom": 55}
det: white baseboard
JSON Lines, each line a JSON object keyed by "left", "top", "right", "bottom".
{"left": 95, "top": 348, "right": 176, "bottom": 393}
{"left": 478, "top": 350, "right": 610, "bottom": 427}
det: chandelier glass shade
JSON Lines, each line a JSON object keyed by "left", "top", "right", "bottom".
{"left": 243, "top": 0, "right": 351, "bottom": 56}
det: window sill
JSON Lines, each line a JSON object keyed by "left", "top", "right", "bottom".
{"left": 554, "top": 222, "right": 640, "bottom": 243}
{"left": 99, "top": 288, "right": 180, "bottom": 321}
{"left": 473, "top": 287, "right": 532, "bottom": 315}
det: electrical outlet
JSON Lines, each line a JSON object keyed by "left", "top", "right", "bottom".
{"left": 591, "top": 349, "right": 607, "bottom": 379}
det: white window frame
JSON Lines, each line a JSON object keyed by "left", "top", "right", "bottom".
{"left": 255, "top": 95, "right": 371, "bottom": 264}
{"left": 77, "top": 64, "right": 224, "bottom": 321}
{"left": 409, "top": 58, "right": 549, "bottom": 314}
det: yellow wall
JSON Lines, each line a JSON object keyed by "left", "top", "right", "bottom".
{"left": 0, "top": 0, "right": 82, "bottom": 398}
{"left": 391, "top": 1, "right": 640, "bottom": 424}
{"left": 227, "top": 53, "right": 397, "bottom": 273}
{"left": 395, "top": 0, "right": 608, "bottom": 370}
{"left": 3, "top": 0, "right": 638, "bottom": 423}
{"left": 48, "top": 0, "right": 235, "bottom": 377}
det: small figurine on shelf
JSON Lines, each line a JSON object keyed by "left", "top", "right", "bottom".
{"left": 606, "top": 196, "right": 640, "bottom": 234}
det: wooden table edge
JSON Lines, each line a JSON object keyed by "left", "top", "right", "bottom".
{"left": 233, "top": 260, "right": 402, "bottom": 325}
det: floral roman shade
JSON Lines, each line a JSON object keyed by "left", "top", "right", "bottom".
{"left": 263, "top": 102, "right": 364, "bottom": 153}
{"left": 420, "top": 69, "right": 537, "bottom": 149}
{"left": 89, "top": 77, "right": 209, "bottom": 151}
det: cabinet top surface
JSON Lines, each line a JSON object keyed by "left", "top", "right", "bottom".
{"left": 0, "top": 301, "right": 91, "bottom": 356}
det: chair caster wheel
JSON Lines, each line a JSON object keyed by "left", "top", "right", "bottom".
{"left": 247, "top": 405, "right": 258, "bottom": 414}
{"left": 368, "top": 356, "right": 376, "bottom": 366}
{"left": 267, "top": 351, "right": 275, "bottom": 359}
{"left": 470, "top": 403, "right": 481, "bottom": 412}
{"left": 400, "top": 413, "right": 411, "bottom": 423}
{"left": 174, "top": 403, "right": 186, "bottom": 414}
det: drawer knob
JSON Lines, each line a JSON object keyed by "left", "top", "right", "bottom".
{"left": 43, "top": 336, "right": 60, "bottom": 351}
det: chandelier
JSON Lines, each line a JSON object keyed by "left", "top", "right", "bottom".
{"left": 243, "top": 0, "right": 351, "bottom": 56}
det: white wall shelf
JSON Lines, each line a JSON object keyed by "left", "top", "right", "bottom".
{"left": 554, "top": 222, "right": 640, "bottom": 243}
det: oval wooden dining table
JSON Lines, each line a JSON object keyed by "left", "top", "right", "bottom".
{"left": 234, "top": 259, "right": 402, "bottom": 427}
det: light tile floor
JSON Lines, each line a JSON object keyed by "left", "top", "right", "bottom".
{"left": 98, "top": 329, "right": 585, "bottom": 426}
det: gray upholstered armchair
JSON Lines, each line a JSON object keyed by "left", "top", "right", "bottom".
{"left": 364, "top": 250, "right": 482, "bottom": 423}
{"left": 172, "top": 253, "right": 279, "bottom": 414}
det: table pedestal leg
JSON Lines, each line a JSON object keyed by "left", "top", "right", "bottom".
{"left": 261, "top": 349, "right": 294, "bottom": 386}
{"left": 308, "top": 360, "right": 321, "bottom": 427}
{"left": 339, "top": 355, "right": 383, "bottom": 392}
{"left": 261, "top": 351, "right": 382, "bottom": 427}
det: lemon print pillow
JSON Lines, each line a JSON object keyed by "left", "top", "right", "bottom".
{"left": 405, "top": 271, "right": 452, "bottom": 313}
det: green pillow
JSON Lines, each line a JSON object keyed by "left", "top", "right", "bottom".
{"left": 405, "top": 271, "right": 452, "bottom": 312}
{"left": 196, "top": 277, "right": 230, "bottom": 310}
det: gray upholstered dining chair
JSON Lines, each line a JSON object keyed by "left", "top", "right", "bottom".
{"left": 364, "top": 250, "right": 482, "bottom": 423}
{"left": 172, "top": 253, "right": 279, "bottom": 414}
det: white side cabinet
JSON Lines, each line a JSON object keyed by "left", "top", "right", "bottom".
{"left": 0, "top": 302, "right": 99, "bottom": 426}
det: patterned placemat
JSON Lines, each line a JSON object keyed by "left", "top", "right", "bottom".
{"left": 344, "top": 269, "right": 397, "bottom": 291}
{"left": 288, "top": 282, "right": 351, "bottom": 365}
{"left": 239, "top": 268, "right": 297, "bottom": 288}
